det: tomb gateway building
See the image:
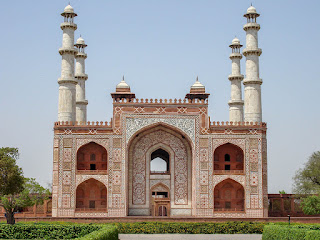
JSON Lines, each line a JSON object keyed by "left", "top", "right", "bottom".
{"left": 52, "top": 4, "right": 268, "bottom": 218}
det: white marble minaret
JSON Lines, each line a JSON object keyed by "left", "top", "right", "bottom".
{"left": 243, "top": 5, "right": 263, "bottom": 122}
{"left": 58, "top": 5, "right": 77, "bottom": 122}
{"left": 228, "top": 37, "right": 244, "bottom": 122}
{"left": 75, "top": 36, "right": 88, "bottom": 123}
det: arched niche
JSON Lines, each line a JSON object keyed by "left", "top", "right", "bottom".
{"left": 75, "top": 178, "right": 107, "bottom": 211}
{"left": 214, "top": 178, "right": 245, "bottom": 212}
{"left": 77, "top": 142, "right": 108, "bottom": 171}
{"left": 214, "top": 143, "right": 244, "bottom": 173}
{"left": 150, "top": 148, "right": 170, "bottom": 173}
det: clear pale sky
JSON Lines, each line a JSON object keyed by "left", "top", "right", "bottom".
{"left": 0, "top": 0, "right": 319, "bottom": 193}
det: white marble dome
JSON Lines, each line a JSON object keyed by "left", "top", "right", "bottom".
{"left": 116, "top": 78, "right": 130, "bottom": 90}
{"left": 247, "top": 5, "right": 257, "bottom": 14}
{"left": 191, "top": 77, "right": 205, "bottom": 90}
{"left": 64, "top": 4, "right": 74, "bottom": 13}
{"left": 76, "top": 37, "right": 85, "bottom": 45}
{"left": 232, "top": 37, "right": 240, "bottom": 45}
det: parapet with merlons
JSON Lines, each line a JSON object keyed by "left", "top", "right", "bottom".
{"left": 53, "top": 120, "right": 113, "bottom": 134}
{"left": 208, "top": 121, "right": 267, "bottom": 134}
{"left": 113, "top": 98, "right": 208, "bottom": 105}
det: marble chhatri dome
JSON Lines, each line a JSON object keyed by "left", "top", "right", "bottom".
{"left": 53, "top": 4, "right": 267, "bottom": 219}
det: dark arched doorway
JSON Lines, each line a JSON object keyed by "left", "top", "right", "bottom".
{"left": 77, "top": 142, "right": 108, "bottom": 172}
{"left": 76, "top": 178, "right": 107, "bottom": 212}
{"left": 214, "top": 178, "right": 244, "bottom": 212}
{"left": 214, "top": 143, "right": 244, "bottom": 174}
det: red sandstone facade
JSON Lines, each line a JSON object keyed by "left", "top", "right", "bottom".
{"left": 52, "top": 85, "right": 268, "bottom": 218}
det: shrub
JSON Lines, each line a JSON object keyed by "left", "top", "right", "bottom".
{"left": 305, "top": 230, "right": 320, "bottom": 240}
{"left": 117, "top": 221, "right": 265, "bottom": 234}
{"left": 0, "top": 223, "right": 101, "bottom": 239}
{"left": 77, "top": 225, "right": 118, "bottom": 240}
{"left": 262, "top": 225, "right": 309, "bottom": 240}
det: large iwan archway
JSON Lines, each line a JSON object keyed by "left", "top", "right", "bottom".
{"left": 128, "top": 125, "right": 192, "bottom": 216}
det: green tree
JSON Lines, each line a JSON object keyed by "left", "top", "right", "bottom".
{"left": 293, "top": 151, "right": 320, "bottom": 215}
{"left": 300, "top": 195, "right": 320, "bottom": 215}
{"left": 293, "top": 151, "right": 320, "bottom": 194}
{"left": 0, "top": 148, "right": 24, "bottom": 196}
{"left": 0, "top": 148, "right": 50, "bottom": 224}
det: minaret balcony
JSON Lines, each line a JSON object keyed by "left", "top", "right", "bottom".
{"left": 58, "top": 77, "right": 77, "bottom": 84}
{"left": 60, "top": 22, "right": 77, "bottom": 30}
{"left": 242, "top": 48, "right": 262, "bottom": 57}
{"left": 75, "top": 52, "right": 87, "bottom": 58}
{"left": 228, "top": 100, "right": 244, "bottom": 106}
{"left": 243, "top": 78, "right": 263, "bottom": 85}
{"left": 243, "top": 22, "right": 260, "bottom": 31}
{"left": 229, "top": 53, "right": 242, "bottom": 59}
{"left": 228, "top": 75, "right": 244, "bottom": 81}
{"left": 75, "top": 74, "right": 88, "bottom": 80}
{"left": 59, "top": 47, "right": 77, "bottom": 55}
{"left": 76, "top": 100, "right": 88, "bottom": 105}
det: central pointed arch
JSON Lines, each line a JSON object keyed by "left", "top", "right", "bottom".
{"left": 127, "top": 124, "right": 193, "bottom": 216}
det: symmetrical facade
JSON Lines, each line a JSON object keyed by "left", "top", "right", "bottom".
{"left": 52, "top": 5, "right": 268, "bottom": 218}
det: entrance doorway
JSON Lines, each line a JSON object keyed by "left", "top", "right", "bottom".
{"left": 158, "top": 205, "right": 168, "bottom": 216}
{"left": 151, "top": 185, "right": 170, "bottom": 216}
{"left": 89, "top": 200, "right": 95, "bottom": 209}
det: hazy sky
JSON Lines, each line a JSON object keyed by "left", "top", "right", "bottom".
{"left": 0, "top": 0, "right": 319, "bottom": 193}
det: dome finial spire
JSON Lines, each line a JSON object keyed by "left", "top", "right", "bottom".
{"left": 122, "top": 75, "right": 125, "bottom": 81}
{"left": 196, "top": 76, "right": 199, "bottom": 82}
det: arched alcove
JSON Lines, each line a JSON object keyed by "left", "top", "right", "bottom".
{"left": 77, "top": 142, "right": 108, "bottom": 171}
{"left": 214, "top": 143, "right": 244, "bottom": 173}
{"left": 75, "top": 178, "right": 107, "bottom": 211}
{"left": 150, "top": 148, "right": 170, "bottom": 173}
{"left": 214, "top": 179, "right": 244, "bottom": 212}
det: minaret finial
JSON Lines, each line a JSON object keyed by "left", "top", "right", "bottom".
{"left": 251, "top": 3, "right": 252, "bottom": 6}
{"left": 122, "top": 75, "right": 125, "bottom": 81}
{"left": 196, "top": 76, "right": 199, "bottom": 82}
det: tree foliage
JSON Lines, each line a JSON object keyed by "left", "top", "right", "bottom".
{"left": 293, "top": 151, "right": 320, "bottom": 215}
{"left": 0, "top": 148, "right": 50, "bottom": 224}
{"left": 0, "top": 147, "right": 24, "bottom": 196}
{"left": 300, "top": 195, "right": 320, "bottom": 215}
{"left": 293, "top": 151, "right": 320, "bottom": 194}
